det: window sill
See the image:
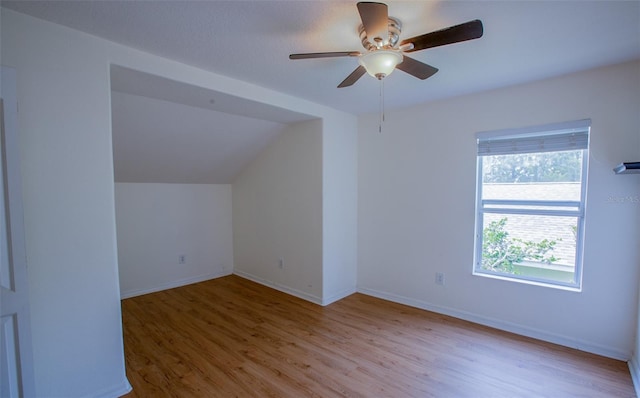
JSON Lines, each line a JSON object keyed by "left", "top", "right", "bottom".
{"left": 472, "top": 270, "right": 582, "bottom": 292}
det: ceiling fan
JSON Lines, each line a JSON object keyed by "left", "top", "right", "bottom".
{"left": 290, "top": 2, "right": 483, "bottom": 88}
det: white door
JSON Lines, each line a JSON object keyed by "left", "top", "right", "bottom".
{"left": 1, "top": 66, "right": 35, "bottom": 397}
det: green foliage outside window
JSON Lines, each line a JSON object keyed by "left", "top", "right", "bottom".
{"left": 483, "top": 151, "right": 582, "bottom": 183}
{"left": 482, "top": 217, "right": 559, "bottom": 273}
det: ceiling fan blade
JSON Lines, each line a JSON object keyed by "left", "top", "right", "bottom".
{"left": 338, "top": 66, "right": 366, "bottom": 88}
{"left": 401, "top": 19, "right": 483, "bottom": 53}
{"left": 357, "top": 2, "right": 389, "bottom": 46}
{"left": 396, "top": 56, "right": 439, "bottom": 80}
{"left": 290, "top": 51, "right": 361, "bottom": 60}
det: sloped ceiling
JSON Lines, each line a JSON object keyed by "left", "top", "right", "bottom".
{"left": 111, "top": 91, "right": 286, "bottom": 184}
{"left": 110, "top": 66, "right": 315, "bottom": 184}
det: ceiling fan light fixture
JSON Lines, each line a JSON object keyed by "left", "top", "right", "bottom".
{"left": 358, "top": 50, "right": 403, "bottom": 79}
{"left": 289, "top": 2, "right": 483, "bottom": 88}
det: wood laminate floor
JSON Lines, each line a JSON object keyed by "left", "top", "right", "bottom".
{"left": 122, "top": 275, "right": 635, "bottom": 397}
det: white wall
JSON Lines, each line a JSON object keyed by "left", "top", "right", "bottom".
{"left": 358, "top": 60, "right": 640, "bottom": 360}
{"left": 631, "top": 103, "right": 640, "bottom": 392}
{"left": 232, "top": 115, "right": 359, "bottom": 306}
{"left": 633, "top": 265, "right": 640, "bottom": 395}
{"left": 2, "top": 9, "right": 131, "bottom": 398}
{"left": 2, "top": 8, "right": 355, "bottom": 397}
{"left": 322, "top": 115, "right": 358, "bottom": 305}
{"left": 115, "top": 183, "right": 233, "bottom": 298}
{"left": 232, "top": 120, "right": 324, "bottom": 303}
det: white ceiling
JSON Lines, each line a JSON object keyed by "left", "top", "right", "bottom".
{"left": 5, "top": 0, "right": 640, "bottom": 115}
{"left": 111, "top": 90, "right": 288, "bottom": 184}
{"left": 4, "top": 0, "right": 640, "bottom": 184}
{"left": 109, "top": 66, "right": 315, "bottom": 184}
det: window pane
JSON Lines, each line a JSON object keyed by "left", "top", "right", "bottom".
{"left": 484, "top": 203, "right": 580, "bottom": 213}
{"left": 480, "top": 213, "right": 578, "bottom": 284}
{"left": 482, "top": 183, "right": 582, "bottom": 202}
{"left": 482, "top": 150, "right": 583, "bottom": 202}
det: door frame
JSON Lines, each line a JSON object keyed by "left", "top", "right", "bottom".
{"left": 1, "top": 65, "right": 36, "bottom": 398}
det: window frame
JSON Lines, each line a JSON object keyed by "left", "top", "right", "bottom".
{"left": 473, "top": 120, "right": 590, "bottom": 290}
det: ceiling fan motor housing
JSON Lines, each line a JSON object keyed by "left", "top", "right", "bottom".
{"left": 359, "top": 17, "right": 402, "bottom": 50}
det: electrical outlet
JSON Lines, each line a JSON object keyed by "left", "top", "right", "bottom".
{"left": 435, "top": 272, "right": 445, "bottom": 286}
{"left": 278, "top": 259, "right": 284, "bottom": 269}
{"left": 178, "top": 254, "right": 186, "bottom": 265}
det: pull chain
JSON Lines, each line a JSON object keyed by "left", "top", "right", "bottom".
{"left": 379, "top": 78, "right": 385, "bottom": 133}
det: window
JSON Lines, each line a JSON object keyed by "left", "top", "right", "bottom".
{"left": 473, "top": 120, "right": 590, "bottom": 289}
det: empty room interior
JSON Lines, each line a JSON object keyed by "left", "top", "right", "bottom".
{"left": 1, "top": 1, "right": 640, "bottom": 397}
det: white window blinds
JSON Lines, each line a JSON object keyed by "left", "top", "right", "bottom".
{"left": 477, "top": 119, "right": 590, "bottom": 156}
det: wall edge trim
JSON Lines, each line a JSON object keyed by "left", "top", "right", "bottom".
{"left": 322, "top": 287, "right": 356, "bottom": 306}
{"left": 628, "top": 354, "right": 640, "bottom": 396}
{"left": 119, "top": 271, "right": 231, "bottom": 299}
{"left": 79, "top": 378, "right": 132, "bottom": 398}
{"left": 356, "top": 285, "right": 630, "bottom": 361}
{"left": 233, "top": 270, "right": 323, "bottom": 305}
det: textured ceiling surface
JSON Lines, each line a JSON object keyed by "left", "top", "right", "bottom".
{"left": 4, "top": 1, "right": 640, "bottom": 184}
{"left": 5, "top": 0, "right": 640, "bottom": 115}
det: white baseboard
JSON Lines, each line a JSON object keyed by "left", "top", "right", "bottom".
{"left": 120, "top": 270, "right": 232, "bottom": 299}
{"left": 629, "top": 354, "right": 640, "bottom": 396}
{"left": 233, "top": 270, "right": 323, "bottom": 305}
{"left": 357, "top": 285, "right": 630, "bottom": 361}
{"left": 322, "top": 286, "right": 356, "bottom": 306}
{"left": 80, "top": 378, "right": 132, "bottom": 398}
